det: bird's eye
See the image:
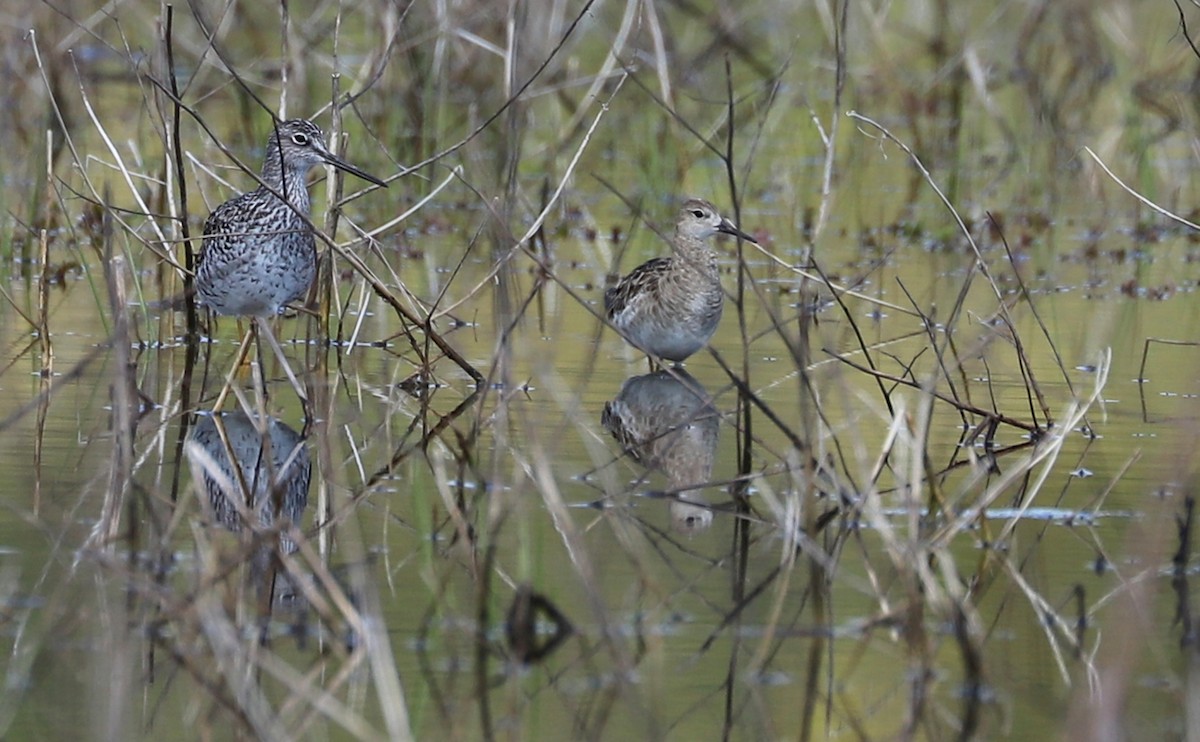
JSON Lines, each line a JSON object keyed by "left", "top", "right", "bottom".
{"left": 291, "top": 133, "right": 309, "bottom": 146}
{"left": 691, "top": 209, "right": 704, "bottom": 218}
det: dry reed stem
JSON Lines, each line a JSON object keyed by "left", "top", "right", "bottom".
{"left": 179, "top": 438, "right": 396, "bottom": 739}
{"left": 208, "top": 326, "right": 256, "bottom": 413}
{"left": 340, "top": 166, "right": 461, "bottom": 348}
{"left": 848, "top": 110, "right": 1054, "bottom": 418}
{"left": 811, "top": 0, "right": 847, "bottom": 240}
{"left": 162, "top": 6, "right": 199, "bottom": 341}
{"left": 1083, "top": 145, "right": 1200, "bottom": 230}
{"left": 430, "top": 74, "right": 627, "bottom": 322}
{"left": 793, "top": 98, "right": 1121, "bottom": 734}
{"left": 70, "top": 55, "right": 172, "bottom": 261}
{"left": 532, "top": 444, "right": 637, "bottom": 672}
{"left": 253, "top": 316, "right": 309, "bottom": 404}
{"left": 34, "top": 227, "right": 53, "bottom": 516}
{"left": 189, "top": 523, "right": 290, "bottom": 740}
{"left": 957, "top": 350, "right": 1108, "bottom": 547}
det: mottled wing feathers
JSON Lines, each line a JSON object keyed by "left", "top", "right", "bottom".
{"left": 197, "top": 200, "right": 237, "bottom": 273}
{"left": 605, "top": 257, "right": 672, "bottom": 318}
{"left": 199, "top": 190, "right": 264, "bottom": 265}
{"left": 196, "top": 186, "right": 317, "bottom": 315}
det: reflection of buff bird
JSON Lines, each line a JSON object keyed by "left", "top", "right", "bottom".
{"left": 605, "top": 198, "right": 756, "bottom": 363}
{"left": 602, "top": 369, "right": 719, "bottom": 531}
{"left": 197, "top": 119, "right": 387, "bottom": 317}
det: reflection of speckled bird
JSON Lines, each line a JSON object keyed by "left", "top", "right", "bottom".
{"left": 197, "top": 119, "right": 386, "bottom": 317}
{"left": 602, "top": 369, "right": 719, "bottom": 531}
{"left": 605, "top": 198, "right": 756, "bottom": 364}
{"left": 187, "top": 411, "right": 310, "bottom": 541}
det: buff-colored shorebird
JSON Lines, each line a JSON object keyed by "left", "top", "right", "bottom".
{"left": 604, "top": 198, "right": 756, "bottom": 364}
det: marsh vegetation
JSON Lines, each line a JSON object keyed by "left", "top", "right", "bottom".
{"left": 3, "top": 1, "right": 1200, "bottom": 739}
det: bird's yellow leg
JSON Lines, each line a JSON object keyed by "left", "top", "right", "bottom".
{"left": 211, "top": 325, "right": 256, "bottom": 413}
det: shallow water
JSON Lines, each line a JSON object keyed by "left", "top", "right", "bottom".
{"left": 5, "top": 2, "right": 1200, "bottom": 739}
{"left": 5, "top": 189, "right": 1198, "bottom": 739}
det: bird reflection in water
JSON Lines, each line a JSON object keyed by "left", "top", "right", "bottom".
{"left": 186, "top": 410, "right": 311, "bottom": 629}
{"left": 601, "top": 369, "right": 719, "bottom": 532}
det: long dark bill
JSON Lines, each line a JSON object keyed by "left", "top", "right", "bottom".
{"left": 717, "top": 217, "right": 756, "bottom": 244}
{"left": 322, "top": 152, "right": 388, "bottom": 188}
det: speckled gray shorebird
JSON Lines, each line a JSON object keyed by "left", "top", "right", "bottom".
{"left": 604, "top": 198, "right": 756, "bottom": 364}
{"left": 197, "top": 119, "right": 387, "bottom": 316}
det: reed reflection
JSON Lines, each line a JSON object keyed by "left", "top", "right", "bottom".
{"left": 602, "top": 369, "right": 719, "bottom": 532}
